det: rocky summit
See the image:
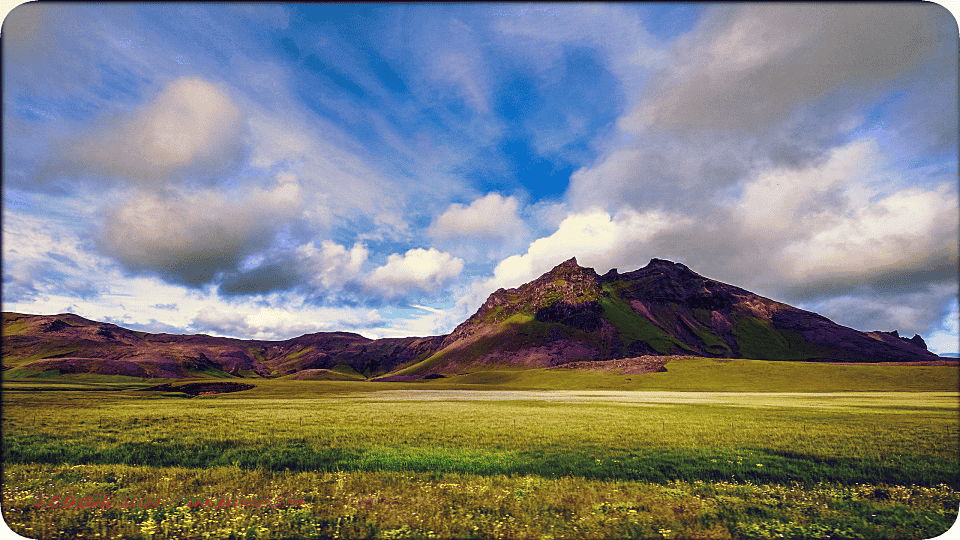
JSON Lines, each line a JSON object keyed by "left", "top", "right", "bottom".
{"left": 2, "top": 258, "right": 941, "bottom": 380}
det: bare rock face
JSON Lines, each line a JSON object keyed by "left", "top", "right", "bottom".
{"left": 876, "top": 330, "right": 930, "bottom": 350}
{"left": 42, "top": 319, "right": 70, "bottom": 333}
{"left": 908, "top": 334, "right": 928, "bottom": 350}
{"left": 535, "top": 301, "right": 604, "bottom": 332}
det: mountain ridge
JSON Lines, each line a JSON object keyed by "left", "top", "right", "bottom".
{"left": 2, "top": 258, "right": 941, "bottom": 380}
{"left": 379, "top": 258, "right": 939, "bottom": 379}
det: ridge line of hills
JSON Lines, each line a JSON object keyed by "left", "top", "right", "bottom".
{"left": 2, "top": 258, "right": 943, "bottom": 381}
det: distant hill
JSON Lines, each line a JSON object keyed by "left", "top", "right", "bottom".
{"left": 1, "top": 312, "right": 441, "bottom": 379}
{"left": 2, "top": 258, "right": 941, "bottom": 380}
{"left": 378, "top": 258, "right": 940, "bottom": 379}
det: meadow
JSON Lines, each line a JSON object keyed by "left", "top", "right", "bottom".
{"left": 2, "top": 358, "right": 958, "bottom": 539}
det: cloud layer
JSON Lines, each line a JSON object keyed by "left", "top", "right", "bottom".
{"left": 3, "top": 4, "right": 957, "bottom": 354}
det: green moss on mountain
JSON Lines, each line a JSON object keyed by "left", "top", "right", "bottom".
{"left": 599, "top": 282, "right": 689, "bottom": 355}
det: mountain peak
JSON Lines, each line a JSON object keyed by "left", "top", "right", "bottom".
{"left": 644, "top": 258, "right": 690, "bottom": 271}
{"left": 541, "top": 256, "right": 599, "bottom": 283}
{"left": 557, "top": 257, "right": 579, "bottom": 269}
{"left": 419, "top": 256, "right": 940, "bottom": 377}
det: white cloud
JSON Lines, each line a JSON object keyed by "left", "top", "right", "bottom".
{"left": 567, "top": 4, "right": 955, "bottom": 215}
{"left": 776, "top": 184, "right": 957, "bottom": 286}
{"left": 428, "top": 193, "right": 526, "bottom": 240}
{"left": 366, "top": 306, "right": 456, "bottom": 339}
{"left": 191, "top": 303, "right": 390, "bottom": 340}
{"left": 427, "top": 18, "right": 493, "bottom": 114}
{"left": 735, "top": 140, "right": 877, "bottom": 235}
{"left": 365, "top": 248, "right": 464, "bottom": 300}
{"left": 412, "top": 304, "right": 445, "bottom": 314}
{"left": 96, "top": 174, "right": 303, "bottom": 286}
{"left": 78, "top": 77, "right": 244, "bottom": 183}
{"left": 295, "top": 240, "right": 369, "bottom": 290}
{"left": 192, "top": 305, "right": 334, "bottom": 340}
{"left": 486, "top": 208, "right": 679, "bottom": 291}
{"left": 2, "top": 211, "right": 108, "bottom": 303}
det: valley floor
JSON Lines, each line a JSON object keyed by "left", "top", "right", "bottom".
{"left": 2, "top": 363, "right": 959, "bottom": 539}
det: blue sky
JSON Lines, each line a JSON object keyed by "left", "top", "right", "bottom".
{"left": 3, "top": 3, "right": 958, "bottom": 354}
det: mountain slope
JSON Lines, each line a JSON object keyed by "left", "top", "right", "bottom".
{"left": 1, "top": 312, "right": 442, "bottom": 379}
{"left": 380, "top": 258, "right": 939, "bottom": 379}
{"left": 3, "top": 258, "right": 940, "bottom": 381}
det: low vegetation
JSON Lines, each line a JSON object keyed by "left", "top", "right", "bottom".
{"left": 5, "top": 464, "right": 956, "bottom": 540}
{"left": 2, "top": 362, "right": 958, "bottom": 539}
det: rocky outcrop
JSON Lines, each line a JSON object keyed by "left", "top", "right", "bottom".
{"left": 876, "top": 330, "right": 929, "bottom": 350}
{"left": 908, "top": 334, "right": 928, "bottom": 349}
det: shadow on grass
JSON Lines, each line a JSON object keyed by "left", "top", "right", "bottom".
{"left": 5, "top": 435, "right": 957, "bottom": 488}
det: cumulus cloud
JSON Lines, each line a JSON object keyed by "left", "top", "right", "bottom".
{"left": 77, "top": 77, "right": 245, "bottom": 185}
{"left": 735, "top": 140, "right": 876, "bottom": 236}
{"left": 365, "top": 248, "right": 464, "bottom": 300}
{"left": 776, "top": 185, "right": 958, "bottom": 292}
{"left": 460, "top": 131, "right": 958, "bottom": 338}
{"left": 716, "top": 138, "right": 959, "bottom": 298}
{"left": 96, "top": 174, "right": 302, "bottom": 287}
{"left": 488, "top": 208, "right": 680, "bottom": 289}
{"left": 191, "top": 306, "right": 327, "bottom": 340}
{"left": 295, "top": 240, "right": 369, "bottom": 291}
{"left": 567, "top": 4, "right": 956, "bottom": 213}
{"left": 428, "top": 193, "right": 527, "bottom": 240}
{"left": 191, "top": 305, "right": 385, "bottom": 340}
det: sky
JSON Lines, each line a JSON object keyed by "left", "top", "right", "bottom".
{"left": 2, "top": 3, "right": 958, "bottom": 355}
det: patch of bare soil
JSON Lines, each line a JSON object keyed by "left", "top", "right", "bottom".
{"left": 137, "top": 381, "right": 256, "bottom": 395}
{"left": 549, "top": 355, "right": 693, "bottom": 374}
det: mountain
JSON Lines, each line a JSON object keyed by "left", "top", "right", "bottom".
{"left": 2, "top": 258, "right": 940, "bottom": 380}
{"left": 379, "top": 258, "right": 939, "bottom": 379}
{"left": 1, "top": 312, "right": 442, "bottom": 379}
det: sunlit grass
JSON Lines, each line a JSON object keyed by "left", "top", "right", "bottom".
{"left": 2, "top": 376, "right": 958, "bottom": 538}
{"left": 4, "top": 463, "right": 958, "bottom": 540}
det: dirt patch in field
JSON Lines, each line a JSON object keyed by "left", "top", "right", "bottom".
{"left": 137, "top": 381, "right": 256, "bottom": 395}
{"left": 548, "top": 355, "right": 694, "bottom": 374}
{"left": 549, "top": 356, "right": 671, "bottom": 374}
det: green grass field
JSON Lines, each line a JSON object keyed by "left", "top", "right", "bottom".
{"left": 2, "top": 359, "right": 958, "bottom": 539}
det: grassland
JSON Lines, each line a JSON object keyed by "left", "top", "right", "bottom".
{"left": 2, "top": 359, "right": 958, "bottom": 539}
